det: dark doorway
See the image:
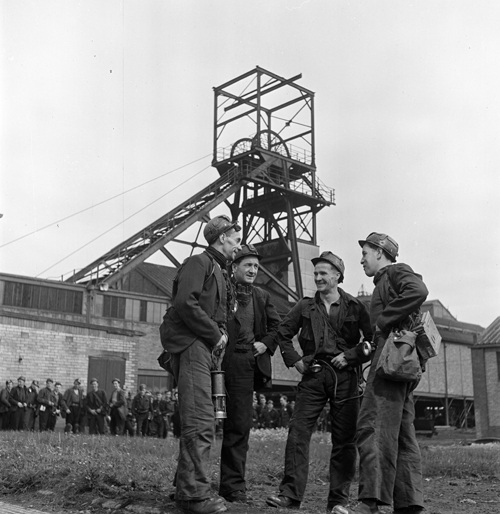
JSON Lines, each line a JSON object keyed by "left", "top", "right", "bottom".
{"left": 87, "top": 356, "right": 126, "bottom": 398}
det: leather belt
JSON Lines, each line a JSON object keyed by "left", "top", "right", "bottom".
{"left": 314, "top": 354, "right": 337, "bottom": 361}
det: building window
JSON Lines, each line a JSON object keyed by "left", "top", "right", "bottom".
{"left": 138, "top": 373, "right": 173, "bottom": 393}
{"left": 102, "top": 296, "right": 126, "bottom": 319}
{"left": 3, "top": 281, "right": 83, "bottom": 314}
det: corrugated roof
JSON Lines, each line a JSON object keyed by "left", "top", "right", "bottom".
{"left": 136, "top": 262, "right": 178, "bottom": 297}
{"left": 478, "top": 316, "right": 500, "bottom": 345}
{"left": 433, "top": 316, "right": 484, "bottom": 334}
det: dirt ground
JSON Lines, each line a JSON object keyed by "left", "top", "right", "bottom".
{"left": 3, "top": 428, "right": 499, "bottom": 514}
{"left": 4, "top": 477, "right": 500, "bottom": 514}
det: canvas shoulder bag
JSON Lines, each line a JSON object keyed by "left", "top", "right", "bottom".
{"left": 376, "top": 329, "right": 422, "bottom": 382}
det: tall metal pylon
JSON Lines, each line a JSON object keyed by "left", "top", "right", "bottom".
{"left": 212, "top": 66, "right": 334, "bottom": 299}
{"left": 66, "top": 67, "right": 334, "bottom": 301}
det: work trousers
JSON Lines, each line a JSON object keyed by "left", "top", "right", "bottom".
{"left": 38, "top": 409, "right": 53, "bottom": 431}
{"left": 110, "top": 408, "right": 125, "bottom": 435}
{"left": 65, "top": 405, "right": 81, "bottom": 433}
{"left": 279, "top": 365, "right": 359, "bottom": 509}
{"left": 88, "top": 414, "right": 106, "bottom": 435}
{"left": 150, "top": 416, "right": 165, "bottom": 438}
{"left": 135, "top": 413, "right": 149, "bottom": 436}
{"left": 171, "top": 339, "right": 214, "bottom": 501}
{"left": 48, "top": 412, "right": 58, "bottom": 431}
{"left": 356, "top": 342, "right": 424, "bottom": 510}
{"left": 23, "top": 408, "right": 37, "bottom": 431}
{"left": 219, "top": 350, "right": 255, "bottom": 497}
{"left": 0, "top": 412, "right": 11, "bottom": 430}
{"left": 11, "top": 408, "right": 25, "bottom": 430}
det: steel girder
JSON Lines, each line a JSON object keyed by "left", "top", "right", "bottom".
{"left": 65, "top": 159, "right": 277, "bottom": 287}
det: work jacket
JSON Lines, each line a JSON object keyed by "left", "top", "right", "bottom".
{"left": 0, "top": 388, "right": 11, "bottom": 414}
{"left": 222, "top": 286, "right": 281, "bottom": 389}
{"left": 162, "top": 251, "right": 228, "bottom": 353}
{"left": 277, "top": 288, "right": 373, "bottom": 368}
{"left": 86, "top": 389, "right": 108, "bottom": 415}
{"left": 371, "top": 263, "right": 429, "bottom": 336}
{"left": 37, "top": 387, "right": 57, "bottom": 412}
{"left": 132, "top": 394, "right": 152, "bottom": 416}
{"left": 9, "top": 385, "right": 28, "bottom": 411}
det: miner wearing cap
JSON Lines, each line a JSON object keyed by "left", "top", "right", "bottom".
{"left": 24, "top": 380, "right": 40, "bottom": 431}
{"left": 109, "top": 378, "right": 128, "bottom": 435}
{"left": 267, "top": 251, "right": 372, "bottom": 512}
{"left": 49, "top": 381, "right": 63, "bottom": 432}
{"left": 86, "top": 378, "right": 108, "bottom": 435}
{"left": 132, "top": 384, "right": 152, "bottom": 437}
{"left": 9, "top": 376, "right": 28, "bottom": 430}
{"left": 161, "top": 214, "right": 241, "bottom": 514}
{"left": 62, "top": 378, "right": 84, "bottom": 434}
{"left": 0, "top": 379, "right": 13, "bottom": 430}
{"left": 37, "top": 378, "right": 57, "bottom": 431}
{"left": 218, "top": 244, "right": 280, "bottom": 504}
{"left": 343, "top": 233, "right": 428, "bottom": 514}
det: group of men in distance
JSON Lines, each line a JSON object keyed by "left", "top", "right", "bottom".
{"left": 0, "top": 376, "right": 177, "bottom": 438}
{"left": 161, "top": 214, "right": 428, "bottom": 514}
{"left": 253, "top": 392, "right": 295, "bottom": 429}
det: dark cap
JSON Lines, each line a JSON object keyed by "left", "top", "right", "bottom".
{"left": 46, "top": 378, "right": 54, "bottom": 384}
{"left": 233, "top": 244, "right": 262, "bottom": 263}
{"left": 311, "top": 251, "right": 345, "bottom": 283}
{"left": 73, "top": 378, "right": 81, "bottom": 385}
{"left": 139, "top": 383, "right": 147, "bottom": 391}
{"left": 54, "top": 382, "right": 62, "bottom": 387}
{"left": 6, "top": 379, "right": 13, "bottom": 385}
{"left": 358, "top": 232, "right": 399, "bottom": 262}
{"left": 18, "top": 376, "right": 26, "bottom": 382}
{"left": 111, "top": 378, "right": 121, "bottom": 384}
{"left": 203, "top": 215, "right": 241, "bottom": 245}
{"left": 31, "top": 380, "right": 39, "bottom": 387}
{"left": 90, "top": 378, "right": 98, "bottom": 385}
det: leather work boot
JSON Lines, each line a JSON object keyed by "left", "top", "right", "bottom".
{"left": 266, "top": 494, "right": 301, "bottom": 509}
{"left": 222, "top": 490, "right": 248, "bottom": 503}
{"left": 332, "top": 503, "right": 379, "bottom": 514}
{"left": 175, "top": 497, "right": 227, "bottom": 514}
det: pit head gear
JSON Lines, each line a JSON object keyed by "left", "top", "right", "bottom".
{"left": 358, "top": 232, "right": 399, "bottom": 262}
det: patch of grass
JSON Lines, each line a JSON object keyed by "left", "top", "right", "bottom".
{"left": 0, "top": 430, "right": 499, "bottom": 512}
{"left": 0, "top": 431, "right": 177, "bottom": 503}
{"left": 421, "top": 443, "right": 500, "bottom": 478}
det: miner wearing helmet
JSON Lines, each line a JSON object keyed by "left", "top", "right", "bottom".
{"left": 161, "top": 214, "right": 242, "bottom": 514}
{"left": 267, "top": 251, "right": 373, "bottom": 512}
{"left": 345, "top": 233, "right": 429, "bottom": 514}
{"left": 218, "top": 244, "right": 281, "bottom": 503}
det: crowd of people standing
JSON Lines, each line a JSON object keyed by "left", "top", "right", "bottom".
{"left": 0, "top": 375, "right": 181, "bottom": 437}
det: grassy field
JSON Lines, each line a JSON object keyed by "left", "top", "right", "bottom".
{"left": 0, "top": 428, "right": 499, "bottom": 513}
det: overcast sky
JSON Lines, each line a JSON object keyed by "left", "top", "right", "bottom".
{"left": 1, "top": 0, "right": 499, "bottom": 328}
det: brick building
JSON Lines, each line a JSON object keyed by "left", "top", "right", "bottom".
{"left": 0, "top": 268, "right": 170, "bottom": 397}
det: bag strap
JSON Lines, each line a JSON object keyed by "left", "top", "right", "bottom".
{"left": 385, "top": 267, "right": 421, "bottom": 331}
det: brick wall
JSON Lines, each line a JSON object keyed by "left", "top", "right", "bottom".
{"left": 0, "top": 315, "right": 138, "bottom": 392}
